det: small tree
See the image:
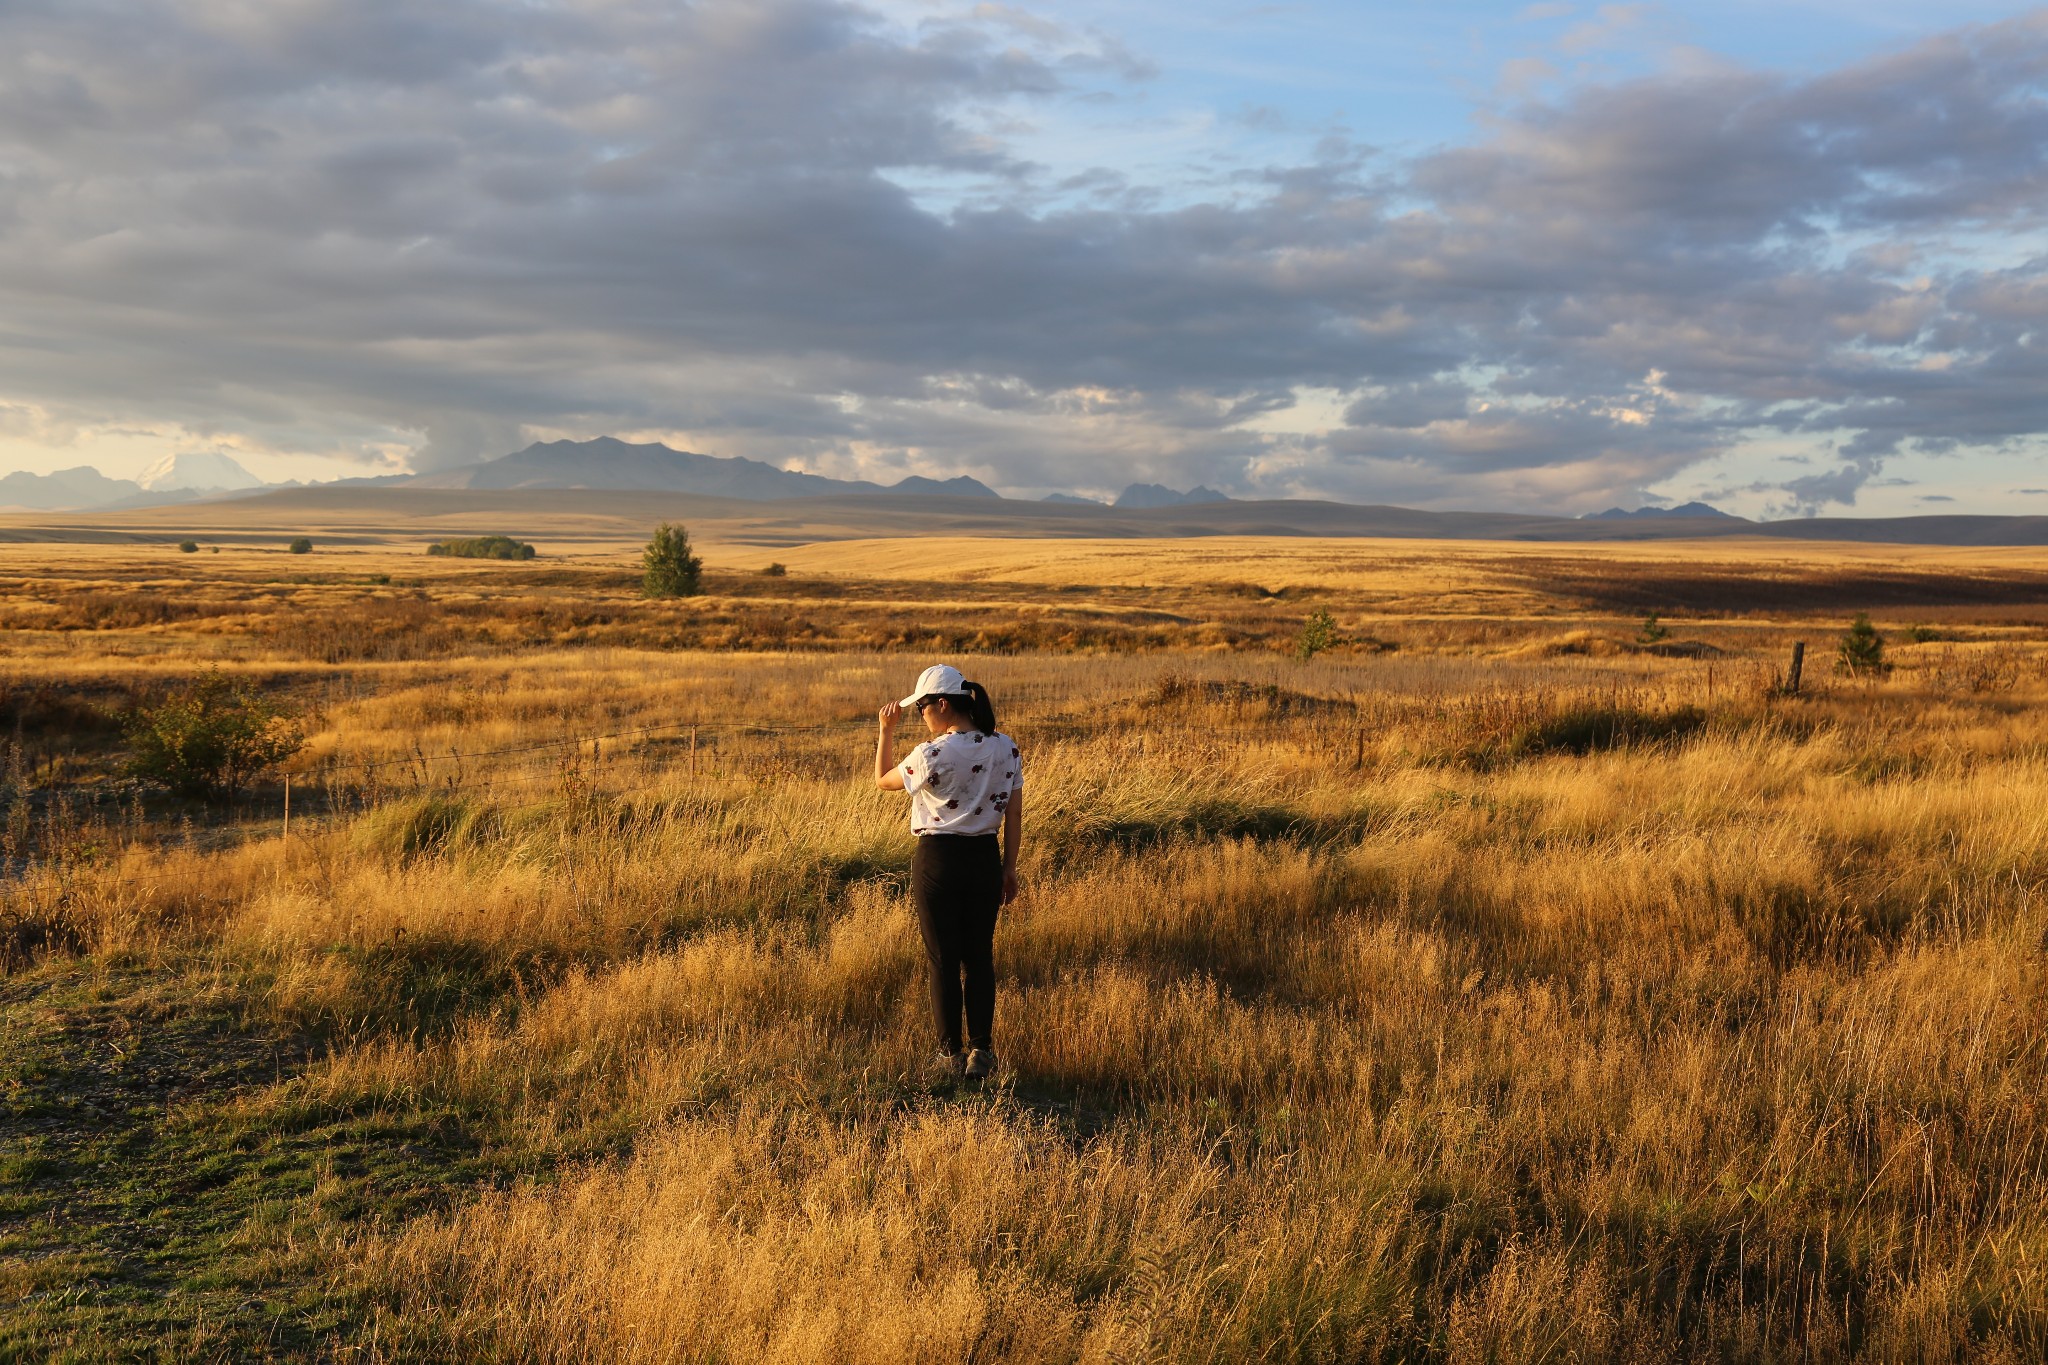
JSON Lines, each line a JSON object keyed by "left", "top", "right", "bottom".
{"left": 1638, "top": 613, "right": 1668, "bottom": 644}
{"left": 642, "top": 522, "right": 703, "bottom": 598}
{"left": 1837, "top": 613, "right": 1887, "bottom": 676}
{"left": 125, "top": 673, "right": 304, "bottom": 801}
{"left": 288, "top": 537, "right": 313, "bottom": 555}
{"left": 1295, "top": 609, "right": 1344, "bottom": 661}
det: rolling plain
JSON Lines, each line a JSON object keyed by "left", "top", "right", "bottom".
{"left": 2, "top": 505, "right": 2046, "bottom": 1361}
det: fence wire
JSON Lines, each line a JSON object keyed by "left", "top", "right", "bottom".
{"left": 2, "top": 713, "right": 1032, "bottom": 894}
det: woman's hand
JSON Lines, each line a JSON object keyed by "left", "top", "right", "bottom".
{"left": 1002, "top": 869, "right": 1020, "bottom": 906}
{"left": 878, "top": 701, "right": 901, "bottom": 731}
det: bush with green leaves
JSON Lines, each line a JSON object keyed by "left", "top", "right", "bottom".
{"left": 1836, "top": 613, "right": 1887, "bottom": 676}
{"left": 759, "top": 562, "right": 788, "bottom": 577}
{"left": 1295, "top": 609, "right": 1344, "bottom": 661}
{"left": 125, "top": 674, "right": 304, "bottom": 801}
{"left": 287, "top": 537, "right": 313, "bottom": 555}
{"left": 1638, "top": 613, "right": 1668, "bottom": 644}
{"left": 427, "top": 535, "right": 537, "bottom": 560}
{"left": 642, "top": 522, "right": 703, "bottom": 598}
{"left": 177, "top": 540, "right": 199, "bottom": 554}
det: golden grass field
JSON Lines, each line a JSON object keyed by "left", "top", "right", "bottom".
{"left": 3, "top": 529, "right": 2047, "bottom": 1361}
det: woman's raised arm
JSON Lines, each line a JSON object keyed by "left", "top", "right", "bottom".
{"left": 875, "top": 702, "right": 907, "bottom": 790}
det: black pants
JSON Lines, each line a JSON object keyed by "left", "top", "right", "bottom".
{"left": 911, "top": 834, "right": 1003, "bottom": 1055}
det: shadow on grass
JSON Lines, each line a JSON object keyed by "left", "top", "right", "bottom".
{"left": 312, "top": 938, "right": 551, "bottom": 1042}
{"left": 1449, "top": 702, "right": 1713, "bottom": 770}
{"left": 1045, "top": 800, "right": 1388, "bottom": 868}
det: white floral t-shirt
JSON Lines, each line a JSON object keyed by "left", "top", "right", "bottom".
{"left": 897, "top": 730, "right": 1023, "bottom": 836}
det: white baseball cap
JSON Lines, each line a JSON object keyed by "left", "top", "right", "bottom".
{"left": 899, "top": 663, "right": 966, "bottom": 707}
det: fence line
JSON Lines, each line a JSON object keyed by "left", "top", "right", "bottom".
{"left": 3, "top": 714, "right": 998, "bottom": 894}
{"left": 14, "top": 764, "right": 743, "bottom": 897}
{"left": 308, "top": 717, "right": 857, "bottom": 775}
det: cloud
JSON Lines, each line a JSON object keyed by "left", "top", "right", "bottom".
{"left": 413, "top": 413, "right": 529, "bottom": 473}
{"left": 1556, "top": 4, "right": 1654, "bottom": 58}
{"left": 0, "top": 1, "right": 2045, "bottom": 509}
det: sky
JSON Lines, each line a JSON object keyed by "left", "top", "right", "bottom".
{"left": 2, "top": 0, "right": 2046, "bottom": 516}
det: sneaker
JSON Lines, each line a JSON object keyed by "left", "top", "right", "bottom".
{"left": 932, "top": 1050, "right": 965, "bottom": 1082}
{"left": 964, "top": 1048, "right": 997, "bottom": 1080}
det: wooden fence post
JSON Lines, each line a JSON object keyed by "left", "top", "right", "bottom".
{"left": 1786, "top": 641, "right": 1806, "bottom": 696}
{"left": 281, "top": 773, "right": 291, "bottom": 855}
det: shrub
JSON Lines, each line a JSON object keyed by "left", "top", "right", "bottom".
{"left": 759, "top": 562, "right": 788, "bottom": 577}
{"left": 177, "top": 540, "right": 199, "bottom": 554}
{"left": 124, "top": 673, "right": 304, "bottom": 801}
{"left": 288, "top": 537, "right": 313, "bottom": 555}
{"left": 1836, "top": 613, "right": 1887, "bottom": 675}
{"left": 428, "top": 535, "right": 537, "bottom": 561}
{"left": 642, "top": 523, "right": 703, "bottom": 599}
{"left": 1294, "top": 609, "right": 1343, "bottom": 661}
{"left": 1637, "top": 613, "right": 1668, "bottom": 644}
{"left": 1906, "top": 624, "right": 1942, "bottom": 643}
{"left": 1928, "top": 644, "right": 2024, "bottom": 694}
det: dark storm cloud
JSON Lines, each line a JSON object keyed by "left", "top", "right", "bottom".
{"left": 2, "top": 1, "right": 2046, "bottom": 509}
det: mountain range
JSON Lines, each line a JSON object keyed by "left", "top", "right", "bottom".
{"left": 0, "top": 437, "right": 1250, "bottom": 514}
{"left": 4, "top": 445, "right": 2045, "bottom": 545}
{"left": 404, "top": 437, "right": 1004, "bottom": 500}
{"left": 1583, "top": 501, "right": 1742, "bottom": 521}
{"left": 0, "top": 453, "right": 266, "bottom": 512}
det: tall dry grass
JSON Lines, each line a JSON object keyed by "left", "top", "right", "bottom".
{"left": 309, "top": 683, "right": 2047, "bottom": 1361}
{"left": 5, "top": 569, "right": 2048, "bottom": 1359}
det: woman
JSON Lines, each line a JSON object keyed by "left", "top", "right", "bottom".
{"left": 876, "top": 663, "right": 1023, "bottom": 1081}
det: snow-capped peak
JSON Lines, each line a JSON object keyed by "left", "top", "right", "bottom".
{"left": 137, "top": 451, "right": 264, "bottom": 492}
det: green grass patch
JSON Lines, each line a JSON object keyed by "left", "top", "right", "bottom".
{"left": 0, "top": 962, "right": 496, "bottom": 1360}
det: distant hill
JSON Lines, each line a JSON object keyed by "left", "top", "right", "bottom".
{"left": 1585, "top": 501, "right": 1742, "bottom": 521}
{"left": 887, "top": 475, "right": 1001, "bottom": 499}
{"left": 406, "top": 437, "right": 999, "bottom": 500}
{"left": 0, "top": 466, "right": 146, "bottom": 511}
{"left": 325, "top": 473, "right": 415, "bottom": 489}
{"left": 1042, "top": 493, "right": 1104, "bottom": 505}
{"left": 1113, "top": 483, "right": 1231, "bottom": 509}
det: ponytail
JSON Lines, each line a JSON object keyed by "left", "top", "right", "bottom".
{"left": 960, "top": 681, "right": 997, "bottom": 735}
